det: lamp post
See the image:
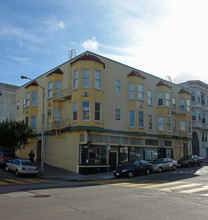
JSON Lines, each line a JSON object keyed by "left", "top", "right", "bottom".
{"left": 21, "top": 76, "right": 45, "bottom": 173}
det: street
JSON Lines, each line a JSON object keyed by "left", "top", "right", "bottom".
{"left": 1, "top": 164, "right": 208, "bottom": 219}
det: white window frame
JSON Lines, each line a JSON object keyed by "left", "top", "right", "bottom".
{"left": 82, "top": 68, "right": 91, "bottom": 88}
{"left": 73, "top": 70, "right": 78, "bottom": 89}
{"left": 48, "top": 81, "right": 53, "bottom": 99}
{"left": 129, "top": 83, "right": 135, "bottom": 100}
{"left": 158, "top": 92, "right": 163, "bottom": 106}
{"left": 73, "top": 102, "right": 78, "bottom": 121}
{"left": 94, "top": 102, "right": 101, "bottom": 122}
{"left": 31, "top": 92, "right": 37, "bottom": 106}
{"left": 138, "top": 110, "right": 144, "bottom": 128}
{"left": 115, "top": 80, "right": 120, "bottom": 93}
{"left": 47, "top": 109, "right": 52, "bottom": 126}
{"left": 166, "top": 117, "right": 171, "bottom": 132}
{"left": 94, "top": 70, "right": 101, "bottom": 90}
{"left": 187, "top": 99, "right": 191, "bottom": 112}
{"left": 147, "top": 90, "right": 152, "bottom": 105}
{"left": 166, "top": 92, "right": 170, "bottom": 107}
{"left": 180, "top": 120, "right": 186, "bottom": 133}
{"left": 138, "top": 84, "right": 144, "bottom": 101}
{"left": 31, "top": 116, "right": 36, "bottom": 131}
{"left": 82, "top": 101, "right": 90, "bottom": 121}
{"left": 26, "top": 92, "right": 30, "bottom": 107}
{"left": 148, "top": 114, "right": 152, "bottom": 130}
{"left": 129, "top": 111, "right": 135, "bottom": 128}
{"left": 54, "top": 108, "right": 61, "bottom": 122}
{"left": 180, "top": 99, "right": 185, "bottom": 112}
{"left": 115, "top": 108, "right": 121, "bottom": 121}
{"left": 172, "top": 97, "right": 176, "bottom": 110}
{"left": 158, "top": 116, "right": 164, "bottom": 131}
{"left": 55, "top": 80, "right": 62, "bottom": 97}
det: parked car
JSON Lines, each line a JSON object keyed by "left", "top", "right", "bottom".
{"left": 151, "top": 158, "right": 178, "bottom": 173}
{"left": 5, "top": 159, "right": 39, "bottom": 176}
{"left": 178, "top": 155, "right": 202, "bottom": 167}
{"left": 113, "top": 160, "right": 152, "bottom": 178}
{"left": 0, "top": 150, "right": 16, "bottom": 167}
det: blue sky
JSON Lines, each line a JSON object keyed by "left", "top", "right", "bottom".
{"left": 1, "top": 0, "right": 208, "bottom": 86}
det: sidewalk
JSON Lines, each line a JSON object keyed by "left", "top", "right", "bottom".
{"left": 35, "top": 162, "right": 114, "bottom": 182}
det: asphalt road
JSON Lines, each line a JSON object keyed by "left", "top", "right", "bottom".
{"left": 1, "top": 164, "right": 208, "bottom": 219}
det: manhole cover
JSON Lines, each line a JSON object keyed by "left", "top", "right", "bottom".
{"left": 32, "top": 195, "right": 50, "bottom": 198}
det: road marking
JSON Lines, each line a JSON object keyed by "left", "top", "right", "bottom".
{"left": 0, "top": 181, "right": 10, "bottom": 185}
{"left": 4, "top": 179, "right": 25, "bottom": 184}
{"left": 141, "top": 181, "right": 185, "bottom": 189}
{"left": 180, "top": 186, "right": 208, "bottom": 194}
{"left": 159, "top": 183, "right": 202, "bottom": 192}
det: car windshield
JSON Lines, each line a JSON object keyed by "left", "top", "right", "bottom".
{"left": 120, "top": 161, "right": 134, "bottom": 167}
{"left": 4, "top": 152, "right": 15, "bottom": 158}
{"left": 153, "top": 159, "right": 164, "bottom": 164}
{"left": 21, "top": 161, "right": 34, "bottom": 166}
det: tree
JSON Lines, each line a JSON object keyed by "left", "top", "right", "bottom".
{"left": 0, "top": 119, "right": 32, "bottom": 151}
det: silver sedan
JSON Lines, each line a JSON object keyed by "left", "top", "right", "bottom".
{"left": 151, "top": 158, "right": 178, "bottom": 173}
{"left": 5, "top": 159, "right": 39, "bottom": 176}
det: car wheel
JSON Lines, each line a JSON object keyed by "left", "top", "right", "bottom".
{"left": 5, "top": 166, "right": 9, "bottom": 172}
{"left": 172, "top": 165, "right": 176, "bottom": 171}
{"left": 128, "top": 172, "right": 134, "bottom": 178}
{"left": 15, "top": 170, "right": 20, "bottom": 177}
{"left": 158, "top": 167, "right": 163, "bottom": 173}
{"left": 146, "top": 169, "right": 150, "bottom": 175}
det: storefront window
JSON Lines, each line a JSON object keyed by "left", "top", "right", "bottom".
{"left": 119, "top": 147, "right": 128, "bottom": 163}
{"left": 80, "top": 145, "right": 106, "bottom": 165}
{"left": 129, "top": 147, "right": 143, "bottom": 161}
{"left": 144, "top": 148, "right": 158, "bottom": 161}
{"left": 166, "top": 148, "right": 172, "bottom": 158}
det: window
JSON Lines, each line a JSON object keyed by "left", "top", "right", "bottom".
{"left": 158, "top": 117, "right": 164, "bottom": 131}
{"left": 166, "top": 93, "right": 170, "bottom": 107}
{"left": 54, "top": 109, "right": 61, "bottom": 122}
{"left": 95, "top": 70, "right": 101, "bottom": 89}
{"left": 172, "top": 119, "right": 176, "bottom": 133}
{"left": 198, "top": 111, "right": 201, "bottom": 121}
{"left": 25, "top": 117, "right": 28, "bottom": 127}
{"left": 82, "top": 101, "right": 90, "bottom": 120}
{"left": 191, "top": 91, "right": 195, "bottom": 101}
{"left": 129, "top": 111, "right": 135, "bottom": 127}
{"left": 138, "top": 111, "right": 144, "bottom": 128}
{"left": 138, "top": 84, "right": 144, "bottom": 101}
{"left": 119, "top": 147, "right": 128, "bottom": 163}
{"left": 166, "top": 117, "right": 171, "bottom": 132}
{"left": 187, "top": 100, "right": 190, "bottom": 112}
{"left": 202, "top": 133, "right": 207, "bottom": 142}
{"left": 47, "top": 109, "right": 52, "bottom": 126}
{"left": 26, "top": 92, "right": 30, "bottom": 107}
{"left": 172, "top": 97, "right": 176, "bottom": 110}
{"left": 31, "top": 92, "right": 37, "bottom": 106}
{"left": 48, "top": 81, "right": 53, "bottom": 99}
{"left": 82, "top": 68, "right": 90, "bottom": 88}
{"left": 201, "top": 93, "right": 205, "bottom": 105}
{"left": 115, "top": 108, "right": 121, "bottom": 121}
{"left": 55, "top": 80, "right": 62, "bottom": 97}
{"left": 129, "top": 147, "right": 143, "bottom": 160}
{"left": 180, "top": 99, "right": 185, "bottom": 111}
{"left": 147, "top": 90, "right": 152, "bottom": 105}
{"left": 16, "top": 101, "right": 19, "bottom": 110}
{"left": 192, "top": 110, "right": 196, "bottom": 120}
{"left": 73, "top": 70, "right": 78, "bottom": 89}
{"left": 73, "top": 102, "right": 78, "bottom": 121}
{"left": 158, "top": 92, "right": 163, "bottom": 106}
{"left": 129, "top": 83, "right": 135, "bottom": 100}
{"left": 202, "top": 113, "right": 206, "bottom": 123}
{"left": 197, "top": 92, "right": 201, "bottom": 102}
{"left": 31, "top": 116, "right": 36, "bottom": 131}
{"left": 115, "top": 80, "right": 120, "bottom": 93}
{"left": 188, "top": 121, "right": 192, "bottom": 134}
{"left": 148, "top": 114, "right": 152, "bottom": 130}
{"left": 95, "top": 102, "right": 101, "bottom": 121}
{"left": 180, "top": 121, "right": 186, "bottom": 133}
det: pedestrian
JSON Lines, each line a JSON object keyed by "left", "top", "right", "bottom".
{"left": 29, "top": 150, "right": 35, "bottom": 162}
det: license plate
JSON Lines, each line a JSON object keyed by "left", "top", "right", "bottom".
{"left": 116, "top": 173, "right": 119, "bottom": 176}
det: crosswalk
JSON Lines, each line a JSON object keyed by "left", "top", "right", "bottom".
{"left": 0, "top": 178, "right": 55, "bottom": 186}
{"left": 87, "top": 179, "right": 208, "bottom": 197}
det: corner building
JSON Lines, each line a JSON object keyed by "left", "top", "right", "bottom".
{"left": 16, "top": 51, "right": 192, "bottom": 174}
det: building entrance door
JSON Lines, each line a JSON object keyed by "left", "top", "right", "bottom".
{"left": 109, "top": 152, "right": 117, "bottom": 171}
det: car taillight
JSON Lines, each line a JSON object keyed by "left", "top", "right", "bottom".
{"left": 0, "top": 157, "right": 6, "bottom": 160}
{"left": 22, "top": 167, "right": 25, "bottom": 170}
{"left": 36, "top": 168, "right": 39, "bottom": 171}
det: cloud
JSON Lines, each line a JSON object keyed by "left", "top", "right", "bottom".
{"left": 82, "top": 37, "right": 99, "bottom": 51}
{"left": 42, "top": 15, "right": 65, "bottom": 31}
{"left": 8, "top": 55, "right": 28, "bottom": 63}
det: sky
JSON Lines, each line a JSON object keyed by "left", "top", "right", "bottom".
{"left": 1, "top": 0, "right": 208, "bottom": 86}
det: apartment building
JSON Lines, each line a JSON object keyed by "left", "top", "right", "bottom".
{"left": 0, "top": 83, "right": 19, "bottom": 122}
{"left": 179, "top": 80, "right": 208, "bottom": 159}
{"left": 16, "top": 51, "right": 192, "bottom": 173}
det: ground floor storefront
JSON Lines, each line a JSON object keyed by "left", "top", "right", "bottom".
{"left": 16, "top": 129, "right": 191, "bottom": 174}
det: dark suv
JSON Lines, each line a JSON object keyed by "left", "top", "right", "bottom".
{"left": 178, "top": 155, "right": 202, "bottom": 167}
{"left": 0, "top": 150, "right": 16, "bottom": 167}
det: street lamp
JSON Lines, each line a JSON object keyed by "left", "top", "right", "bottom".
{"left": 20, "top": 75, "right": 45, "bottom": 173}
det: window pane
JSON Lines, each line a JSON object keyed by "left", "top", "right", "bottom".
{"left": 95, "top": 70, "right": 101, "bottom": 89}
{"left": 31, "top": 92, "right": 37, "bottom": 106}
{"left": 129, "top": 111, "right": 135, "bottom": 127}
{"left": 95, "top": 103, "right": 101, "bottom": 121}
{"left": 73, "top": 102, "right": 78, "bottom": 121}
{"left": 82, "top": 102, "right": 90, "bottom": 120}
{"left": 73, "top": 70, "right": 78, "bottom": 89}
{"left": 115, "top": 80, "right": 120, "bottom": 93}
{"left": 55, "top": 81, "right": 62, "bottom": 97}
{"left": 82, "top": 69, "right": 90, "bottom": 88}
{"left": 129, "top": 83, "right": 135, "bottom": 100}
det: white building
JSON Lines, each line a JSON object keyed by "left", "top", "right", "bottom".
{"left": 0, "top": 83, "right": 19, "bottom": 122}
{"left": 179, "top": 80, "right": 208, "bottom": 159}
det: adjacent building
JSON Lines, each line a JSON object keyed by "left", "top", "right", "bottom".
{"left": 16, "top": 51, "right": 192, "bottom": 173}
{"left": 179, "top": 80, "right": 208, "bottom": 159}
{"left": 0, "top": 83, "right": 19, "bottom": 122}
